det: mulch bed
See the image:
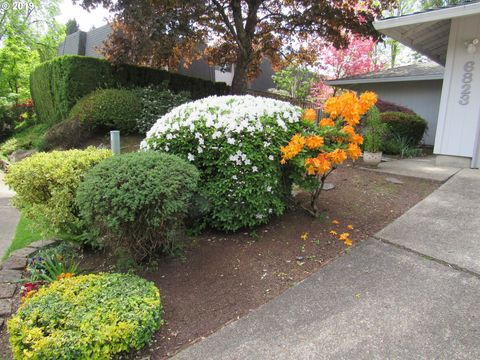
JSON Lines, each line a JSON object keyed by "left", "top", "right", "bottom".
{"left": 0, "top": 164, "right": 440, "bottom": 359}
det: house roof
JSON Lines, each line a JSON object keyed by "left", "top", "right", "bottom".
{"left": 373, "top": 0, "right": 480, "bottom": 65}
{"left": 327, "top": 63, "right": 444, "bottom": 86}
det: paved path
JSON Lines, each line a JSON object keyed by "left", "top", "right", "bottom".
{"left": 377, "top": 169, "right": 480, "bottom": 274}
{"left": 0, "top": 171, "right": 19, "bottom": 258}
{"left": 365, "top": 156, "right": 461, "bottom": 181}
{"left": 174, "top": 169, "right": 480, "bottom": 359}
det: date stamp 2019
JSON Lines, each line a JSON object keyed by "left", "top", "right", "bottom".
{"left": 0, "top": 2, "right": 35, "bottom": 15}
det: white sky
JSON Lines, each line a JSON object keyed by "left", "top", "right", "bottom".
{"left": 56, "top": 0, "right": 112, "bottom": 31}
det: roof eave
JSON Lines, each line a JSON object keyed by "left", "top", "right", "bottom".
{"left": 374, "top": 2, "right": 480, "bottom": 30}
{"left": 327, "top": 74, "right": 444, "bottom": 86}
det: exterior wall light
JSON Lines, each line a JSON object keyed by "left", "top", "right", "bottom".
{"left": 465, "top": 38, "right": 479, "bottom": 54}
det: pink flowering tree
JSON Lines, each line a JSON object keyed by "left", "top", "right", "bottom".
{"left": 310, "top": 34, "right": 385, "bottom": 106}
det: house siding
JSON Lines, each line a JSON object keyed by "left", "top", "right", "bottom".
{"left": 57, "top": 31, "right": 86, "bottom": 56}
{"left": 248, "top": 58, "right": 275, "bottom": 91}
{"left": 84, "top": 25, "right": 113, "bottom": 58}
{"left": 434, "top": 14, "right": 480, "bottom": 162}
{"left": 343, "top": 80, "right": 443, "bottom": 146}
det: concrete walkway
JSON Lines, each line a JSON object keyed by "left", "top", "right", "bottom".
{"left": 0, "top": 171, "right": 19, "bottom": 258}
{"left": 365, "top": 156, "right": 461, "bottom": 181}
{"left": 174, "top": 169, "right": 480, "bottom": 359}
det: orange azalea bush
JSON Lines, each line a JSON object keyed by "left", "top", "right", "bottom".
{"left": 280, "top": 91, "right": 377, "bottom": 216}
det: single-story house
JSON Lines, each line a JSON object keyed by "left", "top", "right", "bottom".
{"left": 57, "top": 24, "right": 275, "bottom": 92}
{"left": 331, "top": 0, "right": 480, "bottom": 168}
{"left": 327, "top": 63, "right": 444, "bottom": 146}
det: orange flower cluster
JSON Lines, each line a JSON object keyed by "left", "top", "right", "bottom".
{"left": 319, "top": 118, "right": 334, "bottom": 127}
{"left": 280, "top": 133, "right": 305, "bottom": 164}
{"left": 327, "top": 149, "right": 347, "bottom": 164}
{"left": 281, "top": 91, "right": 377, "bottom": 176}
{"left": 305, "top": 154, "right": 331, "bottom": 175}
{"left": 305, "top": 135, "right": 324, "bottom": 149}
{"left": 323, "top": 91, "right": 377, "bottom": 126}
{"left": 21, "top": 290, "right": 37, "bottom": 303}
{"left": 56, "top": 273, "right": 74, "bottom": 281}
{"left": 303, "top": 108, "right": 317, "bottom": 122}
{"left": 347, "top": 143, "right": 362, "bottom": 160}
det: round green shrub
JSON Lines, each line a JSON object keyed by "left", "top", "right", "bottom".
{"left": 76, "top": 151, "right": 200, "bottom": 261}
{"left": 8, "top": 273, "right": 162, "bottom": 360}
{"left": 380, "top": 111, "right": 428, "bottom": 146}
{"left": 142, "top": 95, "right": 303, "bottom": 231}
{"left": 69, "top": 89, "right": 141, "bottom": 133}
{"left": 5, "top": 147, "right": 112, "bottom": 235}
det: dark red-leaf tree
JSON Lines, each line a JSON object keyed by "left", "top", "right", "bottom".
{"left": 76, "top": 0, "right": 393, "bottom": 94}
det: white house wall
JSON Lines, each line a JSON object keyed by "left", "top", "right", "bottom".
{"left": 434, "top": 14, "right": 480, "bottom": 161}
{"left": 343, "top": 80, "right": 442, "bottom": 146}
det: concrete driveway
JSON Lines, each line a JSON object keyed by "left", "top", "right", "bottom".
{"left": 173, "top": 169, "right": 480, "bottom": 360}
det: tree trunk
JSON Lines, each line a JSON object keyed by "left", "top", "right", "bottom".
{"left": 230, "top": 51, "right": 249, "bottom": 95}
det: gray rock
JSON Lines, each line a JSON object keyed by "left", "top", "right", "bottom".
{"left": 0, "top": 283, "right": 16, "bottom": 299}
{"left": 8, "top": 149, "right": 37, "bottom": 163}
{"left": 0, "top": 158, "right": 10, "bottom": 171}
{"left": 9, "top": 247, "right": 38, "bottom": 259}
{"left": 0, "top": 317, "right": 4, "bottom": 328}
{"left": 322, "top": 183, "right": 335, "bottom": 191}
{"left": 28, "top": 239, "right": 58, "bottom": 249}
{"left": 0, "top": 269, "right": 23, "bottom": 283}
{"left": 1, "top": 256, "right": 27, "bottom": 271}
{"left": 385, "top": 177, "right": 404, "bottom": 184}
{"left": 0, "top": 299, "right": 12, "bottom": 316}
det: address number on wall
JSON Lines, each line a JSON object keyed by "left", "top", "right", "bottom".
{"left": 459, "top": 61, "right": 475, "bottom": 106}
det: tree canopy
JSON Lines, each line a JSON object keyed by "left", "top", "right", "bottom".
{"left": 65, "top": 19, "right": 80, "bottom": 35}
{"left": 272, "top": 65, "right": 317, "bottom": 102}
{"left": 0, "top": 0, "right": 64, "bottom": 99}
{"left": 77, "top": 0, "right": 394, "bottom": 94}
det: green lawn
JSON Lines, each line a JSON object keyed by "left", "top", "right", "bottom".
{"left": 3, "top": 214, "right": 44, "bottom": 260}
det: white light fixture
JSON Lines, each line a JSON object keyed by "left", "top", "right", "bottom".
{"left": 465, "top": 38, "right": 479, "bottom": 54}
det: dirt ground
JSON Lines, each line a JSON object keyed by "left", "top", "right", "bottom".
{"left": 0, "top": 164, "right": 440, "bottom": 359}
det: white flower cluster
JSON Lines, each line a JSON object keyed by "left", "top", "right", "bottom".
{"left": 140, "top": 95, "right": 301, "bottom": 230}
{"left": 141, "top": 95, "right": 301, "bottom": 148}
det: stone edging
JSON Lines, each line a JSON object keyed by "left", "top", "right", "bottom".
{"left": 0, "top": 239, "right": 58, "bottom": 328}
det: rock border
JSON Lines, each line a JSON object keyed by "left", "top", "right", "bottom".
{"left": 0, "top": 239, "right": 58, "bottom": 328}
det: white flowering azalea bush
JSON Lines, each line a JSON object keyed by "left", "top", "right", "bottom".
{"left": 142, "top": 95, "right": 303, "bottom": 231}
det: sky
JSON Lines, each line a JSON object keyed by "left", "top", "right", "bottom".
{"left": 56, "top": 0, "right": 111, "bottom": 31}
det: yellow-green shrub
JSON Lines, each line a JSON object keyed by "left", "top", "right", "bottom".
{"left": 5, "top": 147, "right": 111, "bottom": 235}
{"left": 8, "top": 273, "right": 163, "bottom": 360}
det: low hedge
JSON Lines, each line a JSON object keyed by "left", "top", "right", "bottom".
{"left": 5, "top": 147, "right": 112, "bottom": 235}
{"left": 8, "top": 273, "right": 163, "bottom": 360}
{"left": 69, "top": 88, "right": 141, "bottom": 133}
{"left": 30, "top": 55, "right": 229, "bottom": 124}
{"left": 380, "top": 111, "right": 428, "bottom": 146}
{"left": 76, "top": 152, "right": 200, "bottom": 261}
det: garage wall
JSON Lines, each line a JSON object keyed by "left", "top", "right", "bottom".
{"left": 343, "top": 80, "right": 443, "bottom": 146}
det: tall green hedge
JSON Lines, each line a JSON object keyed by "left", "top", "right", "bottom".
{"left": 30, "top": 55, "right": 230, "bottom": 124}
